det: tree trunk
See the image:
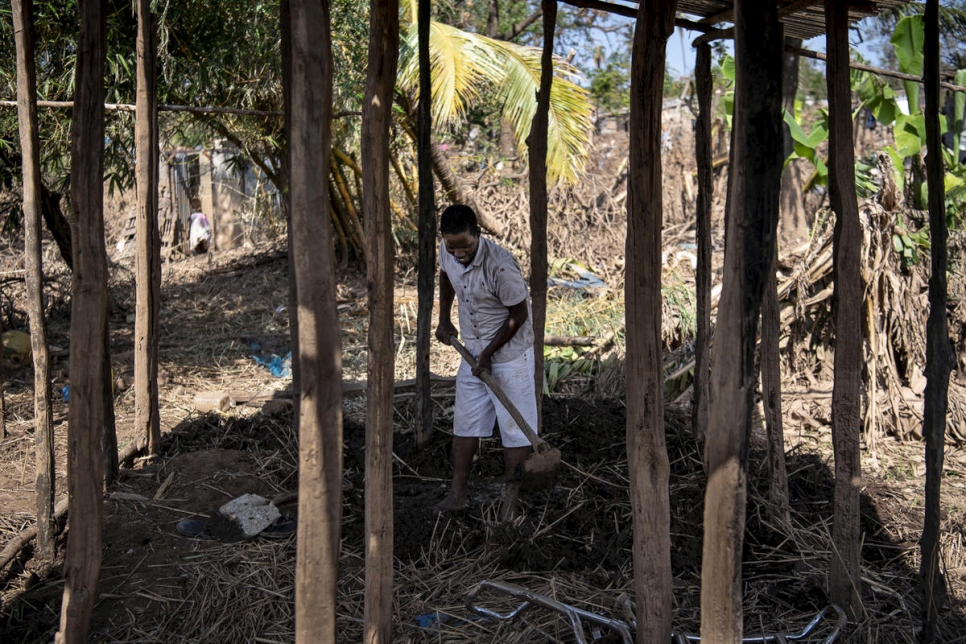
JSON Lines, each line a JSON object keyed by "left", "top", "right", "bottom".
{"left": 362, "top": 1, "right": 398, "bottom": 641}
{"left": 921, "top": 1, "right": 954, "bottom": 639}
{"left": 626, "top": 1, "right": 675, "bottom": 641}
{"left": 414, "top": 0, "right": 436, "bottom": 447}
{"left": 693, "top": 43, "right": 712, "bottom": 464}
{"left": 761, "top": 243, "right": 790, "bottom": 523}
{"left": 825, "top": 0, "right": 864, "bottom": 619}
{"left": 779, "top": 37, "right": 808, "bottom": 253}
{"left": 279, "top": 0, "right": 302, "bottom": 474}
{"left": 429, "top": 143, "right": 503, "bottom": 236}
{"left": 135, "top": 0, "right": 161, "bottom": 457}
{"left": 486, "top": 0, "right": 499, "bottom": 38}
{"left": 288, "top": 0, "right": 343, "bottom": 642}
{"left": 0, "top": 147, "right": 73, "bottom": 270}
{"left": 56, "top": 0, "right": 107, "bottom": 639}
{"left": 529, "top": 0, "right": 555, "bottom": 430}
{"left": 700, "top": 1, "right": 784, "bottom": 640}
{"left": 13, "top": 0, "right": 55, "bottom": 563}
{"left": 41, "top": 184, "right": 73, "bottom": 270}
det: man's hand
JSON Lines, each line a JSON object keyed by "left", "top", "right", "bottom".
{"left": 435, "top": 319, "right": 457, "bottom": 345}
{"left": 472, "top": 350, "right": 493, "bottom": 377}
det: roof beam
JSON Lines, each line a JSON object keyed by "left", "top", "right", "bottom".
{"left": 695, "top": 0, "right": 824, "bottom": 43}
{"left": 702, "top": 0, "right": 821, "bottom": 25}
{"left": 558, "top": 0, "right": 712, "bottom": 31}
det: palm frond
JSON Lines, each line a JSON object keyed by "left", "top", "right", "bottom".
{"left": 397, "top": 7, "right": 594, "bottom": 185}
{"left": 487, "top": 38, "right": 593, "bottom": 184}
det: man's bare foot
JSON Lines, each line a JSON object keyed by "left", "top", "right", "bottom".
{"left": 435, "top": 492, "right": 467, "bottom": 513}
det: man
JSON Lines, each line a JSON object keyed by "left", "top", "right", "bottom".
{"left": 434, "top": 204, "right": 538, "bottom": 512}
{"left": 188, "top": 198, "right": 212, "bottom": 255}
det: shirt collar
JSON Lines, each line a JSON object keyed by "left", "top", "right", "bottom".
{"left": 469, "top": 236, "right": 488, "bottom": 269}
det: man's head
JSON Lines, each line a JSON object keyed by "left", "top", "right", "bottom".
{"left": 441, "top": 204, "right": 480, "bottom": 267}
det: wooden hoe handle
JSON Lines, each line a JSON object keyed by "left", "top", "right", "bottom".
{"left": 449, "top": 337, "right": 548, "bottom": 453}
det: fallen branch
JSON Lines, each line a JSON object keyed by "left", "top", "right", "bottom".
{"left": 0, "top": 498, "right": 68, "bottom": 574}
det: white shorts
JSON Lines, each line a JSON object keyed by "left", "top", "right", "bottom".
{"left": 454, "top": 346, "right": 538, "bottom": 448}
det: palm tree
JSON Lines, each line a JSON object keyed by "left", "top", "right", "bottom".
{"left": 396, "top": 0, "right": 594, "bottom": 187}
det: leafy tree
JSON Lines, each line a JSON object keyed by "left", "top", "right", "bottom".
{"left": 588, "top": 49, "right": 629, "bottom": 114}
{"left": 1, "top": 0, "right": 594, "bottom": 260}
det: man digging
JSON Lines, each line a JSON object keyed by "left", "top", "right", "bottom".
{"left": 434, "top": 204, "right": 538, "bottom": 515}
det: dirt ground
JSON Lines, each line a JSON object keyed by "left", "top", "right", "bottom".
{"left": 0, "top": 229, "right": 964, "bottom": 643}
{"left": 2, "top": 116, "right": 966, "bottom": 641}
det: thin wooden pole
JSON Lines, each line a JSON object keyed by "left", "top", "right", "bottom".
{"left": 626, "top": 1, "right": 676, "bottom": 641}
{"left": 825, "top": 0, "right": 864, "bottom": 619}
{"left": 56, "top": 0, "right": 107, "bottom": 638}
{"left": 692, "top": 43, "right": 712, "bottom": 463}
{"left": 289, "top": 0, "right": 342, "bottom": 641}
{"left": 362, "top": 0, "right": 399, "bottom": 641}
{"left": 700, "top": 0, "right": 784, "bottom": 639}
{"left": 12, "top": 0, "right": 55, "bottom": 563}
{"left": 529, "top": 0, "right": 555, "bottom": 427}
{"left": 761, "top": 239, "right": 790, "bottom": 522}
{"left": 413, "top": 0, "right": 436, "bottom": 447}
{"left": 135, "top": 0, "right": 161, "bottom": 457}
{"left": 921, "top": 0, "right": 954, "bottom": 639}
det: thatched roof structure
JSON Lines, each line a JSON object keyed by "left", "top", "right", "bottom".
{"left": 568, "top": 0, "right": 915, "bottom": 40}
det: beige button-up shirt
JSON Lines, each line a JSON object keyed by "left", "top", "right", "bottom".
{"left": 440, "top": 236, "right": 534, "bottom": 363}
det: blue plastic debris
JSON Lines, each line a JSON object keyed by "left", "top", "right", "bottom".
{"left": 252, "top": 351, "right": 292, "bottom": 378}
{"left": 414, "top": 612, "right": 443, "bottom": 629}
{"left": 62, "top": 385, "right": 70, "bottom": 403}
{"left": 548, "top": 263, "right": 607, "bottom": 292}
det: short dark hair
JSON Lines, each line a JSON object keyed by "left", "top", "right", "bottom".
{"left": 440, "top": 204, "right": 480, "bottom": 237}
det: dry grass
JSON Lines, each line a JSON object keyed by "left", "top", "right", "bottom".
{"left": 2, "top": 192, "right": 966, "bottom": 642}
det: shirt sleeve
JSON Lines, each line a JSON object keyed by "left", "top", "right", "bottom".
{"left": 492, "top": 258, "right": 529, "bottom": 307}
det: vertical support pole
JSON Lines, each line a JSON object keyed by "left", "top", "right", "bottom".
{"left": 700, "top": 0, "right": 784, "bottom": 639}
{"left": 529, "top": 0, "right": 555, "bottom": 426}
{"left": 13, "top": 0, "right": 56, "bottom": 563}
{"left": 362, "top": 0, "right": 399, "bottom": 641}
{"left": 414, "top": 0, "right": 436, "bottom": 447}
{"left": 288, "top": 0, "right": 343, "bottom": 641}
{"left": 135, "top": 0, "right": 161, "bottom": 457}
{"left": 56, "top": 0, "right": 107, "bottom": 639}
{"left": 693, "top": 43, "right": 712, "bottom": 463}
{"left": 825, "top": 0, "right": 864, "bottom": 618}
{"left": 921, "top": 0, "right": 953, "bottom": 639}
{"left": 626, "top": 1, "right": 676, "bottom": 641}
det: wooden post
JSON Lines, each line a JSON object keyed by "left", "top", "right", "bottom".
{"left": 413, "top": 0, "right": 436, "bottom": 447}
{"left": 279, "top": 0, "right": 300, "bottom": 446}
{"left": 779, "top": 37, "right": 808, "bottom": 249}
{"left": 56, "top": 0, "right": 107, "bottom": 639}
{"left": 13, "top": 0, "right": 56, "bottom": 563}
{"left": 529, "top": 0, "right": 555, "bottom": 424}
{"left": 362, "top": 0, "right": 398, "bottom": 641}
{"left": 288, "top": 0, "right": 343, "bottom": 642}
{"left": 761, "top": 242, "right": 790, "bottom": 524}
{"left": 825, "top": 0, "right": 864, "bottom": 618}
{"left": 693, "top": 43, "right": 712, "bottom": 463}
{"left": 626, "top": 1, "right": 675, "bottom": 641}
{"left": 700, "top": 0, "right": 784, "bottom": 640}
{"left": 921, "top": 0, "right": 954, "bottom": 638}
{"left": 135, "top": 0, "right": 161, "bottom": 457}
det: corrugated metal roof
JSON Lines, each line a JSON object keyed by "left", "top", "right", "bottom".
{"left": 618, "top": 0, "right": 913, "bottom": 40}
